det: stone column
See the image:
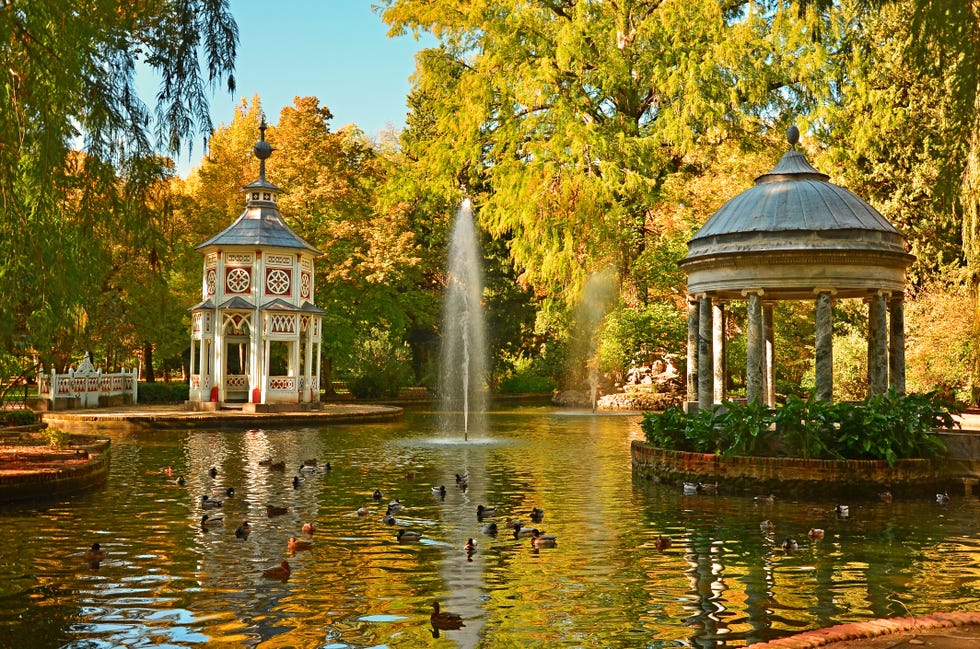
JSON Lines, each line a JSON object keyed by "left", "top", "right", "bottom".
{"left": 889, "top": 293, "right": 906, "bottom": 394}
{"left": 712, "top": 300, "right": 726, "bottom": 404}
{"left": 763, "top": 303, "right": 775, "bottom": 407}
{"left": 686, "top": 296, "right": 699, "bottom": 409}
{"left": 698, "top": 295, "right": 714, "bottom": 411}
{"left": 744, "top": 289, "right": 765, "bottom": 404}
{"left": 814, "top": 289, "right": 834, "bottom": 401}
{"left": 868, "top": 291, "right": 889, "bottom": 395}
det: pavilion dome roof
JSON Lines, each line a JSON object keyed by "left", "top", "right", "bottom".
{"left": 679, "top": 126, "right": 914, "bottom": 300}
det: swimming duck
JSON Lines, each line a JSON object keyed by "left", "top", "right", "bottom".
{"left": 754, "top": 494, "right": 776, "bottom": 504}
{"left": 287, "top": 536, "right": 313, "bottom": 552}
{"left": 697, "top": 482, "right": 720, "bottom": 495}
{"left": 299, "top": 464, "right": 317, "bottom": 474}
{"left": 323, "top": 462, "right": 332, "bottom": 472}
{"left": 782, "top": 537, "right": 798, "bottom": 551}
{"left": 834, "top": 504, "right": 850, "bottom": 518}
{"left": 261, "top": 560, "right": 291, "bottom": 581}
{"left": 208, "top": 466, "right": 218, "bottom": 478}
{"left": 176, "top": 476, "right": 186, "bottom": 486}
{"left": 387, "top": 500, "right": 404, "bottom": 514}
{"left": 235, "top": 521, "right": 251, "bottom": 539}
{"left": 655, "top": 535, "right": 672, "bottom": 552}
{"left": 372, "top": 489, "right": 383, "bottom": 501}
{"left": 357, "top": 506, "right": 369, "bottom": 517}
{"left": 302, "top": 522, "right": 316, "bottom": 535}
{"left": 382, "top": 513, "right": 396, "bottom": 525}
{"left": 430, "top": 601, "right": 465, "bottom": 631}
{"left": 879, "top": 490, "right": 893, "bottom": 504}
{"left": 682, "top": 482, "right": 699, "bottom": 495}
{"left": 292, "top": 476, "right": 302, "bottom": 489}
{"left": 432, "top": 485, "right": 446, "bottom": 498}
{"left": 760, "top": 520, "right": 775, "bottom": 533}
{"left": 200, "top": 514, "right": 224, "bottom": 528}
{"left": 476, "top": 505, "right": 496, "bottom": 518}
{"left": 464, "top": 538, "right": 478, "bottom": 555}
{"left": 529, "top": 508, "right": 544, "bottom": 523}
{"left": 84, "top": 542, "right": 107, "bottom": 565}
{"left": 807, "top": 528, "right": 825, "bottom": 541}
{"left": 512, "top": 523, "right": 536, "bottom": 539}
{"left": 455, "top": 473, "right": 468, "bottom": 490}
{"left": 200, "top": 495, "right": 223, "bottom": 509}
{"left": 530, "top": 529, "right": 558, "bottom": 548}
{"left": 266, "top": 504, "right": 288, "bottom": 517}
{"left": 937, "top": 492, "right": 951, "bottom": 506}
{"left": 268, "top": 461, "right": 286, "bottom": 471}
{"left": 405, "top": 470, "right": 417, "bottom": 480}
{"left": 396, "top": 529, "right": 422, "bottom": 543}
{"left": 224, "top": 487, "right": 235, "bottom": 497}
{"left": 258, "top": 459, "right": 273, "bottom": 466}
{"left": 482, "top": 522, "right": 498, "bottom": 536}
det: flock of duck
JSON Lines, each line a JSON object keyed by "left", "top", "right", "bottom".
{"left": 87, "top": 460, "right": 556, "bottom": 635}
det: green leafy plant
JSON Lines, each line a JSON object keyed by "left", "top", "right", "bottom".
{"left": 0, "top": 409, "right": 38, "bottom": 426}
{"left": 43, "top": 427, "right": 71, "bottom": 447}
{"left": 716, "top": 400, "right": 775, "bottom": 458}
{"left": 774, "top": 394, "right": 839, "bottom": 459}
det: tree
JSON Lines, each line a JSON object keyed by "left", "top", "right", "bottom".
{"left": 0, "top": 0, "right": 237, "bottom": 364}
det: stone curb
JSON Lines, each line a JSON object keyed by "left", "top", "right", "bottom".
{"left": 746, "top": 611, "right": 980, "bottom": 648}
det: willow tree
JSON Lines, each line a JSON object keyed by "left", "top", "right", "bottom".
{"left": 0, "top": 0, "right": 237, "bottom": 364}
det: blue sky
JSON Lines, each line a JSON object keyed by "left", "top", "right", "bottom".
{"left": 163, "top": 1, "right": 434, "bottom": 176}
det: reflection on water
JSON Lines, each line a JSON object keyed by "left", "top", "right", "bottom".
{"left": 1, "top": 406, "right": 979, "bottom": 648}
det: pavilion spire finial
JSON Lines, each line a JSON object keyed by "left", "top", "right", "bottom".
{"left": 253, "top": 116, "right": 274, "bottom": 181}
{"left": 787, "top": 124, "right": 800, "bottom": 150}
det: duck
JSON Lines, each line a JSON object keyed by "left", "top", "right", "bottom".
{"left": 258, "top": 458, "right": 273, "bottom": 466}
{"left": 396, "top": 529, "right": 423, "bottom": 543}
{"left": 754, "top": 494, "right": 776, "bottom": 504}
{"left": 261, "top": 560, "right": 291, "bottom": 581}
{"left": 760, "top": 520, "right": 775, "bottom": 533}
{"left": 235, "top": 521, "right": 251, "bottom": 539}
{"left": 464, "top": 538, "right": 478, "bottom": 555}
{"left": 288, "top": 536, "right": 313, "bottom": 552}
{"left": 200, "top": 514, "right": 224, "bottom": 528}
{"left": 432, "top": 485, "right": 446, "bottom": 498}
{"left": 682, "top": 482, "right": 699, "bottom": 495}
{"left": 200, "top": 495, "right": 223, "bottom": 509}
{"left": 266, "top": 504, "right": 289, "bottom": 517}
{"left": 879, "top": 490, "right": 893, "bottom": 504}
{"left": 405, "top": 471, "right": 417, "bottom": 480}
{"left": 834, "top": 504, "right": 850, "bottom": 518}
{"left": 292, "top": 476, "right": 302, "bottom": 489}
{"left": 302, "top": 522, "right": 316, "bottom": 535}
{"left": 84, "top": 542, "right": 107, "bottom": 565}
{"left": 387, "top": 500, "right": 404, "bottom": 514}
{"left": 455, "top": 473, "right": 468, "bottom": 490}
{"left": 299, "top": 464, "right": 317, "bottom": 474}
{"left": 655, "top": 535, "right": 672, "bottom": 552}
{"left": 697, "top": 482, "right": 720, "bottom": 495}
{"left": 937, "top": 492, "right": 951, "bottom": 506}
{"left": 482, "top": 522, "right": 498, "bottom": 536}
{"left": 476, "top": 504, "right": 496, "bottom": 518}
{"left": 782, "top": 537, "right": 799, "bottom": 551}
{"left": 224, "top": 487, "right": 235, "bottom": 497}
{"left": 356, "top": 506, "right": 369, "bottom": 517}
{"left": 512, "top": 523, "right": 536, "bottom": 539}
{"left": 807, "top": 528, "right": 825, "bottom": 541}
{"left": 372, "top": 489, "right": 383, "bottom": 501}
{"left": 382, "top": 513, "right": 396, "bottom": 525}
{"left": 430, "top": 601, "right": 465, "bottom": 631}
{"left": 530, "top": 529, "right": 558, "bottom": 548}
{"left": 175, "top": 476, "right": 186, "bottom": 486}
{"left": 323, "top": 462, "right": 332, "bottom": 472}
{"left": 529, "top": 507, "right": 545, "bottom": 523}
{"left": 267, "top": 461, "right": 286, "bottom": 471}
{"left": 208, "top": 466, "right": 218, "bottom": 478}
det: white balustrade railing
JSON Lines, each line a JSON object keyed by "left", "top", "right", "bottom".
{"left": 37, "top": 353, "right": 139, "bottom": 409}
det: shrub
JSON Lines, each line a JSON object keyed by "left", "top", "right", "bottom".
{"left": 0, "top": 409, "right": 37, "bottom": 426}
{"left": 138, "top": 381, "right": 189, "bottom": 404}
{"left": 43, "top": 427, "right": 71, "bottom": 447}
{"left": 499, "top": 374, "right": 557, "bottom": 394}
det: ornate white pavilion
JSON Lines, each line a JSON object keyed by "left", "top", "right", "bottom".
{"left": 187, "top": 122, "right": 324, "bottom": 410}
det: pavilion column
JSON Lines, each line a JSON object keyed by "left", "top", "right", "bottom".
{"left": 686, "top": 296, "right": 699, "bottom": 409}
{"left": 698, "top": 295, "right": 714, "bottom": 411}
{"left": 763, "top": 303, "right": 775, "bottom": 407}
{"left": 889, "top": 293, "right": 906, "bottom": 394}
{"left": 744, "top": 289, "right": 765, "bottom": 404}
{"left": 868, "top": 291, "right": 889, "bottom": 395}
{"left": 712, "top": 300, "right": 727, "bottom": 404}
{"left": 814, "top": 289, "right": 835, "bottom": 402}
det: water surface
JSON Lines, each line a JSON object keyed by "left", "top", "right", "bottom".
{"left": 1, "top": 406, "right": 978, "bottom": 648}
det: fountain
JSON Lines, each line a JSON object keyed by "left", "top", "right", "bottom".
{"left": 567, "top": 268, "right": 617, "bottom": 411}
{"left": 438, "top": 198, "right": 487, "bottom": 441}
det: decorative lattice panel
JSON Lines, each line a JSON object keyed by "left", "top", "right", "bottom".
{"left": 266, "top": 269, "right": 290, "bottom": 295}
{"left": 269, "top": 377, "right": 296, "bottom": 390}
{"left": 270, "top": 314, "right": 296, "bottom": 334}
{"left": 266, "top": 254, "right": 293, "bottom": 267}
{"left": 226, "top": 268, "right": 251, "bottom": 293}
{"left": 300, "top": 272, "right": 311, "bottom": 299}
{"left": 226, "top": 253, "right": 253, "bottom": 265}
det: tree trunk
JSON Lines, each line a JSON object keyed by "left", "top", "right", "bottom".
{"left": 322, "top": 357, "right": 334, "bottom": 396}
{"left": 142, "top": 341, "right": 155, "bottom": 383}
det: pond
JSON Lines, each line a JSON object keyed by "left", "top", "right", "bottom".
{"left": 1, "top": 405, "right": 979, "bottom": 648}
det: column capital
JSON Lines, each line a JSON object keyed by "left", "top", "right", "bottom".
{"left": 740, "top": 288, "right": 765, "bottom": 297}
{"left": 812, "top": 287, "right": 837, "bottom": 296}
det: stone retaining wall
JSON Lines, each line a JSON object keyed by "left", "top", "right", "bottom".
{"left": 631, "top": 440, "right": 953, "bottom": 498}
{"left": 0, "top": 435, "right": 110, "bottom": 502}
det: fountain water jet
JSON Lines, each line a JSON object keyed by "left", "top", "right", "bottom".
{"left": 439, "top": 199, "right": 487, "bottom": 441}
